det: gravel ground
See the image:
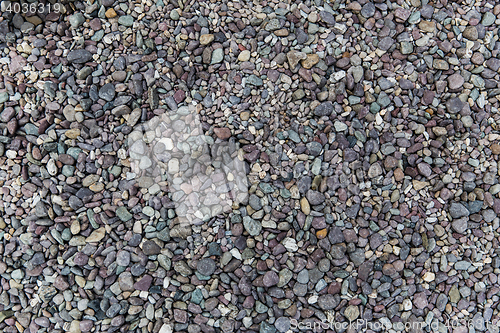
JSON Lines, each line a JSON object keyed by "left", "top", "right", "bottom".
{"left": 1, "top": 0, "right": 500, "bottom": 332}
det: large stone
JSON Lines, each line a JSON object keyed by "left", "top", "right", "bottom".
{"left": 67, "top": 49, "right": 93, "bottom": 64}
{"left": 462, "top": 26, "right": 478, "bottom": 41}
{"left": 301, "top": 54, "right": 319, "bottom": 69}
{"left": 314, "top": 101, "right": 333, "bottom": 116}
{"left": 214, "top": 127, "right": 231, "bottom": 140}
{"left": 197, "top": 258, "right": 216, "bottom": 276}
{"left": 449, "top": 202, "right": 469, "bottom": 219}
{"left": 9, "top": 55, "right": 27, "bottom": 74}
{"left": 287, "top": 50, "right": 307, "bottom": 69}
{"left": 263, "top": 271, "right": 279, "bottom": 287}
{"left": 318, "top": 294, "right": 338, "bottom": 310}
{"left": 448, "top": 73, "right": 464, "bottom": 90}
{"left": 142, "top": 240, "right": 161, "bottom": 255}
{"left": 452, "top": 217, "right": 468, "bottom": 234}
{"left": 446, "top": 97, "right": 464, "bottom": 113}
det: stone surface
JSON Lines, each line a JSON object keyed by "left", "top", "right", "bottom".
{"left": 2, "top": 1, "right": 500, "bottom": 330}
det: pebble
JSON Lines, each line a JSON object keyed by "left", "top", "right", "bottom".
{"left": 67, "top": 49, "right": 92, "bottom": 64}
{"left": 197, "top": 258, "right": 216, "bottom": 276}
{"left": 0, "top": 0, "right": 498, "bottom": 330}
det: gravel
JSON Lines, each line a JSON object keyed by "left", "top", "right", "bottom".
{"left": 0, "top": 0, "right": 499, "bottom": 332}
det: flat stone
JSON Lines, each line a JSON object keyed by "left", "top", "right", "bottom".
{"left": 318, "top": 294, "right": 338, "bottom": 310}
{"left": 86, "top": 228, "right": 105, "bottom": 243}
{"left": 433, "top": 59, "right": 449, "bottom": 70}
{"left": 361, "top": 3, "right": 375, "bottom": 17}
{"left": 142, "top": 240, "right": 161, "bottom": 255}
{"left": 243, "top": 216, "right": 261, "bottom": 236}
{"left": 446, "top": 97, "right": 464, "bottom": 113}
{"left": 449, "top": 202, "right": 469, "bottom": 219}
{"left": 211, "top": 48, "right": 224, "bottom": 64}
{"left": 116, "top": 206, "right": 132, "bottom": 222}
{"left": 301, "top": 54, "right": 319, "bottom": 69}
{"left": 463, "top": 26, "right": 478, "bottom": 41}
{"left": 133, "top": 275, "right": 152, "bottom": 291}
{"left": 452, "top": 217, "right": 468, "bottom": 234}
{"left": 413, "top": 292, "right": 428, "bottom": 309}
{"left": 287, "top": 50, "right": 307, "bottom": 69}
{"left": 99, "top": 83, "right": 115, "bottom": 101}
{"left": 116, "top": 250, "right": 130, "bottom": 266}
{"left": 263, "top": 271, "right": 279, "bottom": 287}
{"left": 118, "top": 15, "right": 134, "bottom": 27}
{"left": 378, "top": 37, "right": 394, "bottom": 51}
{"left": 200, "top": 34, "right": 214, "bottom": 45}
{"left": 419, "top": 21, "right": 436, "bottom": 32}
{"left": 214, "top": 127, "right": 231, "bottom": 140}
{"left": 197, "top": 258, "right": 216, "bottom": 276}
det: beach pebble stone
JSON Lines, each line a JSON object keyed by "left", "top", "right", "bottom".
{"left": 67, "top": 49, "right": 93, "bottom": 64}
{"left": 142, "top": 240, "right": 161, "bottom": 256}
{"left": 4, "top": 0, "right": 500, "bottom": 330}
{"left": 197, "top": 258, "right": 216, "bottom": 276}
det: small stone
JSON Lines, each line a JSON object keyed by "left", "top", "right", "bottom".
{"left": 361, "top": 3, "right": 375, "bottom": 17}
{"left": 69, "top": 13, "right": 85, "bottom": 28}
{"left": 238, "top": 50, "right": 251, "bottom": 62}
{"left": 433, "top": 59, "right": 449, "bottom": 70}
{"left": 142, "top": 240, "right": 161, "bottom": 255}
{"left": 243, "top": 216, "right": 261, "bottom": 236}
{"left": 67, "top": 50, "right": 93, "bottom": 64}
{"left": 170, "top": 9, "right": 180, "bottom": 20}
{"left": 211, "top": 48, "right": 224, "bottom": 64}
{"left": 448, "top": 73, "right": 464, "bottom": 90}
{"left": 214, "top": 127, "right": 231, "bottom": 140}
{"left": 116, "top": 206, "right": 133, "bottom": 222}
{"left": 463, "top": 26, "right": 478, "bottom": 41}
{"left": 118, "top": 15, "right": 134, "bottom": 27}
{"left": 318, "top": 294, "right": 338, "bottom": 310}
{"left": 301, "top": 54, "right": 319, "bottom": 69}
{"left": 86, "top": 228, "right": 105, "bottom": 243}
{"left": 446, "top": 97, "right": 464, "bottom": 113}
{"left": 378, "top": 37, "right": 394, "bottom": 51}
{"left": 419, "top": 21, "right": 436, "bottom": 33}
{"left": 482, "top": 12, "right": 496, "bottom": 26}
{"left": 314, "top": 101, "right": 333, "bottom": 116}
{"left": 368, "top": 163, "right": 382, "bottom": 178}
{"left": 105, "top": 8, "right": 117, "bottom": 18}
{"left": 9, "top": 56, "right": 26, "bottom": 73}
{"left": 449, "top": 202, "right": 469, "bottom": 219}
{"left": 422, "top": 272, "right": 435, "bottom": 282}
{"left": 452, "top": 217, "right": 468, "bottom": 234}
{"left": 263, "top": 271, "right": 279, "bottom": 287}
{"left": 134, "top": 275, "right": 152, "bottom": 291}
{"left": 413, "top": 292, "right": 428, "bottom": 309}
{"left": 287, "top": 50, "right": 307, "bottom": 69}
{"left": 200, "top": 34, "right": 214, "bottom": 45}
{"left": 300, "top": 197, "right": 310, "bottom": 215}
{"left": 99, "top": 83, "right": 115, "bottom": 101}
{"left": 116, "top": 250, "right": 130, "bottom": 266}
{"left": 197, "top": 258, "right": 216, "bottom": 276}
{"left": 54, "top": 275, "right": 70, "bottom": 290}
{"left": 344, "top": 305, "right": 360, "bottom": 321}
